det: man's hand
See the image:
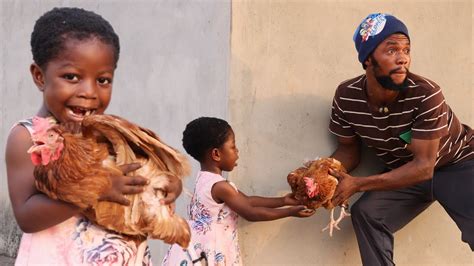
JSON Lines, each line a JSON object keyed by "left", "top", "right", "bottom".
{"left": 330, "top": 168, "right": 359, "bottom": 206}
{"left": 160, "top": 175, "right": 183, "bottom": 205}
{"left": 99, "top": 163, "right": 149, "bottom": 205}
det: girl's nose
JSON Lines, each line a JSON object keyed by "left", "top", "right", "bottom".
{"left": 77, "top": 79, "right": 98, "bottom": 99}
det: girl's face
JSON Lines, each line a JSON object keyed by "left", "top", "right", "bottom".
{"left": 217, "top": 130, "right": 239, "bottom": 172}
{"left": 31, "top": 37, "right": 116, "bottom": 123}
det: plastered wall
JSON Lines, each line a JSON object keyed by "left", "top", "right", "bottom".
{"left": 229, "top": 0, "right": 473, "bottom": 265}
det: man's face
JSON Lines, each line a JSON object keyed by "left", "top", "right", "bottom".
{"left": 367, "top": 33, "right": 411, "bottom": 91}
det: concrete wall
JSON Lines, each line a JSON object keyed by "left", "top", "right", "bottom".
{"left": 230, "top": 0, "right": 473, "bottom": 265}
{"left": 1, "top": 0, "right": 473, "bottom": 265}
{"left": 0, "top": 0, "right": 230, "bottom": 264}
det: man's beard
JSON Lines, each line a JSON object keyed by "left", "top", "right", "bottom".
{"left": 371, "top": 55, "right": 410, "bottom": 91}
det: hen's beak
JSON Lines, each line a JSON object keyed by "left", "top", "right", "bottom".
{"left": 27, "top": 143, "right": 44, "bottom": 154}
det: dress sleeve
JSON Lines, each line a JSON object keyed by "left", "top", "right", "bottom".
{"left": 411, "top": 86, "right": 449, "bottom": 140}
{"left": 329, "top": 87, "right": 356, "bottom": 138}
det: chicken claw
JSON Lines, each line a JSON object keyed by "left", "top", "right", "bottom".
{"left": 322, "top": 204, "right": 351, "bottom": 237}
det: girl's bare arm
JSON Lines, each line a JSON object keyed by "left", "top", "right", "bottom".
{"left": 6, "top": 126, "right": 80, "bottom": 232}
{"left": 211, "top": 181, "right": 313, "bottom": 222}
{"left": 246, "top": 193, "right": 300, "bottom": 208}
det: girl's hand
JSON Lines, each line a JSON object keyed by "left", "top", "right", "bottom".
{"left": 99, "top": 163, "right": 149, "bottom": 205}
{"left": 159, "top": 175, "right": 183, "bottom": 205}
{"left": 289, "top": 205, "right": 316, "bottom": 218}
{"left": 283, "top": 193, "right": 301, "bottom": 206}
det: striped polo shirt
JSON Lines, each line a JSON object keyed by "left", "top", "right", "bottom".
{"left": 329, "top": 73, "right": 474, "bottom": 169}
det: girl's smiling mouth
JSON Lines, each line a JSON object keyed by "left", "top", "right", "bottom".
{"left": 67, "top": 106, "right": 96, "bottom": 120}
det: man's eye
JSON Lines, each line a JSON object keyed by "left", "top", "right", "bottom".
{"left": 63, "top": 74, "right": 78, "bottom": 81}
{"left": 97, "top": 77, "right": 112, "bottom": 85}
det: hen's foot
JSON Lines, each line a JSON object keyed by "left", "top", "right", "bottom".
{"left": 333, "top": 203, "right": 350, "bottom": 229}
{"left": 321, "top": 208, "right": 338, "bottom": 237}
{"left": 321, "top": 204, "right": 350, "bottom": 237}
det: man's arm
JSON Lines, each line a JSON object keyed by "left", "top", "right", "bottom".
{"left": 330, "top": 136, "right": 361, "bottom": 172}
{"left": 331, "top": 137, "right": 439, "bottom": 206}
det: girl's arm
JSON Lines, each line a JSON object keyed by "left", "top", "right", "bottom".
{"left": 246, "top": 193, "right": 300, "bottom": 208}
{"left": 6, "top": 126, "right": 148, "bottom": 233}
{"left": 6, "top": 126, "right": 81, "bottom": 232}
{"left": 211, "top": 181, "right": 313, "bottom": 222}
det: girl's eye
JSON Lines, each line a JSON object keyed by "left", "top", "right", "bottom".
{"left": 63, "top": 74, "right": 79, "bottom": 81}
{"left": 97, "top": 77, "right": 112, "bottom": 85}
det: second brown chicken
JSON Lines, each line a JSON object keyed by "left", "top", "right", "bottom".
{"left": 287, "top": 157, "right": 350, "bottom": 236}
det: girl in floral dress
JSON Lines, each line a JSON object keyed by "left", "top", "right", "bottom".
{"left": 162, "top": 117, "right": 314, "bottom": 266}
{"left": 6, "top": 7, "right": 182, "bottom": 265}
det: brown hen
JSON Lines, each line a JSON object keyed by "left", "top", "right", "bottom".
{"left": 27, "top": 114, "right": 191, "bottom": 251}
{"left": 287, "top": 157, "right": 350, "bottom": 236}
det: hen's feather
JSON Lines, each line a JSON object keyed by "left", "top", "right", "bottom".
{"left": 287, "top": 158, "right": 345, "bottom": 210}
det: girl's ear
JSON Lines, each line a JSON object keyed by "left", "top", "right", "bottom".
{"left": 211, "top": 148, "right": 221, "bottom": 162}
{"left": 30, "top": 63, "right": 45, "bottom": 91}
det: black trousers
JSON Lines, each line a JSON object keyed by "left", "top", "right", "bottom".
{"left": 351, "top": 159, "right": 474, "bottom": 266}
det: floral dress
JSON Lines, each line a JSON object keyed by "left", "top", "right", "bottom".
{"left": 14, "top": 118, "right": 152, "bottom": 266}
{"left": 162, "top": 171, "right": 241, "bottom": 266}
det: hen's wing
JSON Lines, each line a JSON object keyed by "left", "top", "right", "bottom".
{"left": 81, "top": 114, "right": 191, "bottom": 248}
{"left": 82, "top": 114, "right": 190, "bottom": 176}
{"left": 287, "top": 167, "right": 307, "bottom": 193}
{"left": 33, "top": 125, "right": 112, "bottom": 209}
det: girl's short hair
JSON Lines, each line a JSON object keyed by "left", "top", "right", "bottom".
{"left": 182, "top": 117, "right": 232, "bottom": 161}
{"left": 31, "top": 7, "right": 120, "bottom": 68}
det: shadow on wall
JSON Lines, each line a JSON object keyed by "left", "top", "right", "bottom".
{"left": 230, "top": 93, "right": 384, "bottom": 264}
{"left": 229, "top": 62, "right": 385, "bottom": 264}
{"left": 0, "top": 199, "right": 22, "bottom": 260}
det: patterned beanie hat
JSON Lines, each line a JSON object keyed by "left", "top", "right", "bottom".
{"left": 353, "top": 13, "right": 409, "bottom": 63}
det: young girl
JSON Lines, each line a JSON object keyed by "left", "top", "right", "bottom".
{"left": 5, "top": 7, "right": 181, "bottom": 265}
{"left": 162, "top": 117, "right": 314, "bottom": 266}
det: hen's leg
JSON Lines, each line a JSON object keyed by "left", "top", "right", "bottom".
{"left": 333, "top": 203, "right": 351, "bottom": 230}
{"left": 321, "top": 208, "right": 337, "bottom": 237}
